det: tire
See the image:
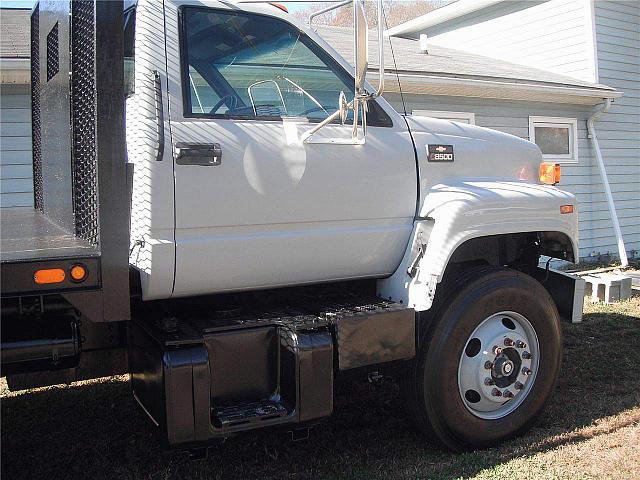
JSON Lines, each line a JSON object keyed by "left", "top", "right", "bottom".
{"left": 402, "top": 266, "right": 562, "bottom": 451}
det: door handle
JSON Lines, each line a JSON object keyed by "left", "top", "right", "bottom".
{"left": 175, "top": 143, "right": 222, "bottom": 166}
{"left": 152, "top": 70, "right": 164, "bottom": 162}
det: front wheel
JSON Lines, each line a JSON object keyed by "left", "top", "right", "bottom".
{"left": 402, "top": 267, "right": 562, "bottom": 451}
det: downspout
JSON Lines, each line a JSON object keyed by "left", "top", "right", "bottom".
{"left": 587, "top": 98, "right": 628, "bottom": 267}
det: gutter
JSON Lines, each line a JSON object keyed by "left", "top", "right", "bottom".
{"left": 386, "top": 0, "right": 503, "bottom": 38}
{"left": 382, "top": 72, "right": 622, "bottom": 105}
{"left": 0, "top": 57, "right": 30, "bottom": 85}
{"left": 587, "top": 98, "right": 628, "bottom": 267}
{"left": 0, "top": 57, "right": 30, "bottom": 69}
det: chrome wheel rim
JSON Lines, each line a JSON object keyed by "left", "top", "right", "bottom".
{"left": 457, "top": 311, "right": 540, "bottom": 420}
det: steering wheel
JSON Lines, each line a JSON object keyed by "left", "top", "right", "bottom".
{"left": 209, "top": 94, "right": 238, "bottom": 114}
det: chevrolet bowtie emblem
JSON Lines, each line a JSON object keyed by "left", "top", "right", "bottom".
{"left": 435, "top": 146, "right": 448, "bottom": 152}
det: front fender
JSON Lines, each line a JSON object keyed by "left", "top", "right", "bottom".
{"left": 377, "top": 181, "right": 579, "bottom": 311}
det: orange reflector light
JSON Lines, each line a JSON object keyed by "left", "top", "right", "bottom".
{"left": 70, "top": 264, "right": 88, "bottom": 282}
{"left": 539, "top": 162, "right": 561, "bottom": 185}
{"left": 560, "top": 204, "right": 574, "bottom": 214}
{"left": 34, "top": 268, "right": 65, "bottom": 285}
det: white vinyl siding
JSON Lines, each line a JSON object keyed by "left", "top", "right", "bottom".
{"left": 426, "top": 0, "right": 598, "bottom": 83}
{"left": 0, "top": 84, "right": 33, "bottom": 208}
{"left": 384, "top": 92, "right": 638, "bottom": 261}
{"left": 592, "top": 1, "right": 640, "bottom": 259}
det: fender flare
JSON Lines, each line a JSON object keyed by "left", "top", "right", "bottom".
{"left": 377, "top": 181, "right": 579, "bottom": 311}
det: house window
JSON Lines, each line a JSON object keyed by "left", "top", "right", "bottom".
{"left": 529, "top": 116, "right": 578, "bottom": 163}
{"left": 412, "top": 110, "right": 476, "bottom": 125}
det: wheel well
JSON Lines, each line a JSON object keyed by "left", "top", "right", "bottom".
{"left": 446, "top": 231, "right": 575, "bottom": 274}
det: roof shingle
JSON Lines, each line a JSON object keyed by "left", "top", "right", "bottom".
{"left": 315, "top": 26, "right": 616, "bottom": 93}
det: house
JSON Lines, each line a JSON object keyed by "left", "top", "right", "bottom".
{"left": 1, "top": 3, "right": 637, "bottom": 264}
{"left": 0, "top": 8, "right": 32, "bottom": 209}
{"left": 380, "top": 0, "right": 639, "bottom": 263}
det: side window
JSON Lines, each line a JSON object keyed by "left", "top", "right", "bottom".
{"left": 181, "top": 8, "right": 390, "bottom": 126}
{"left": 188, "top": 66, "right": 223, "bottom": 114}
{"left": 123, "top": 6, "right": 135, "bottom": 97}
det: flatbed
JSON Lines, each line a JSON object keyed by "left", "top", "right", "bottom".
{"left": 0, "top": 208, "right": 99, "bottom": 263}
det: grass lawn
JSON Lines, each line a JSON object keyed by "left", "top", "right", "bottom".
{"left": 2, "top": 296, "right": 639, "bottom": 480}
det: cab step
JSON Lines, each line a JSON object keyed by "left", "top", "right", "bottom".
{"left": 212, "top": 400, "right": 289, "bottom": 429}
{"left": 129, "top": 288, "right": 416, "bottom": 446}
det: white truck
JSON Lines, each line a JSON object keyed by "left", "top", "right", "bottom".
{"left": 0, "top": 0, "right": 582, "bottom": 452}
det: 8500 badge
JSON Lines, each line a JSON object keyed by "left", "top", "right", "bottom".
{"left": 427, "top": 144, "right": 454, "bottom": 162}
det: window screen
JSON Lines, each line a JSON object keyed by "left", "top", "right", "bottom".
{"left": 533, "top": 126, "right": 570, "bottom": 155}
{"left": 46, "top": 22, "right": 59, "bottom": 82}
{"left": 529, "top": 117, "right": 578, "bottom": 163}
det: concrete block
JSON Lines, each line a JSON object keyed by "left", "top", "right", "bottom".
{"left": 582, "top": 274, "right": 632, "bottom": 304}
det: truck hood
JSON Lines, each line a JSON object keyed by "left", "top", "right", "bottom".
{"left": 405, "top": 115, "right": 544, "bottom": 195}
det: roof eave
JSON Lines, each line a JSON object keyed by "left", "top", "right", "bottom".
{"left": 376, "top": 72, "right": 622, "bottom": 105}
{"left": 0, "top": 58, "right": 31, "bottom": 84}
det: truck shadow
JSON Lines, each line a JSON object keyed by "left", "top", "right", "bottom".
{"left": 2, "top": 308, "right": 639, "bottom": 480}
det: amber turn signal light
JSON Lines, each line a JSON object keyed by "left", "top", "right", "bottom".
{"left": 539, "top": 162, "right": 561, "bottom": 185}
{"left": 34, "top": 268, "right": 65, "bottom": 285}
{"left": 560, "top": 205, "right": 574, "bottom": 214}
{"left": 70, "top": 264, "right": 88, "bottom": 282}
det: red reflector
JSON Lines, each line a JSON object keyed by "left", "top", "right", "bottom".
{"left": 560, "top": 205, "right": 574, "bottom": 214}
{"left": 269, "top": 2, "right": 288, "bottom": 13}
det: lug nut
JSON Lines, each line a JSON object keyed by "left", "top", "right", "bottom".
{"left": 522, "top": 367, "right": 532, "bottom": 376}
{"left": 484, "top": 377, "right": 494, "bottom": 386}
{"left": 516, "top": 340, "right": 527, "bottom": 349}
{"left": 484, "top": 361, "right": 494, "bottom": 370}
{"left": 491, "top": 388, "right": 502, "bottom": 397}
{"left": 514, "top": 381, "right": 524, "bottom": 390}
{"left": 493, "top": 346, "right": 503, "bottom": 355}
{"left": 522, "top": 351, "right": 532, "bottom": 360}
{"left": 503, "top": 390, "right": 514, "bottom": 399}
{"left": 504, "top": 338, "right": 515, "bottom": 347}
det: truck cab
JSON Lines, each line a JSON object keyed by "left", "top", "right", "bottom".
{"left": 1, "top": 0, "right": 583, "bottom": 452}
{"left": 127, "top": 0, "right": 417, "bottom": 300}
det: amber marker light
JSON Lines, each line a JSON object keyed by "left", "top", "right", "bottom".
{"left": 70, "top": 264, "right": 88, "bottom": 282}
{"left": 560, "top": 205, "right": 574, "bottom": 214}
{"left": 34, "top": 268, "right": 65, "bottom": 285}
{"left": 539, "top": 162, "right": 561, "bottom": 185}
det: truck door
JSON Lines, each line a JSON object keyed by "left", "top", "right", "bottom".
{"left": 164, "top": 3, "right": 417, "bottom": 297}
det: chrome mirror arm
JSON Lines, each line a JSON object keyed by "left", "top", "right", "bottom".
{"left": 308, "top": 0, "right": 352, "bottom": 27}
{"left": 301, "top": 99, "right": 354, "bottom": 142}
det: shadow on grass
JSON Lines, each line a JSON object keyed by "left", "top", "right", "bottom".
{"left": 2, "top": 309, "right": 639, "bottom": 480}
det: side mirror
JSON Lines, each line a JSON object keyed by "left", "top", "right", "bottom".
{"left": 354, "top": 0, "right": 368, "bottom": 94}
